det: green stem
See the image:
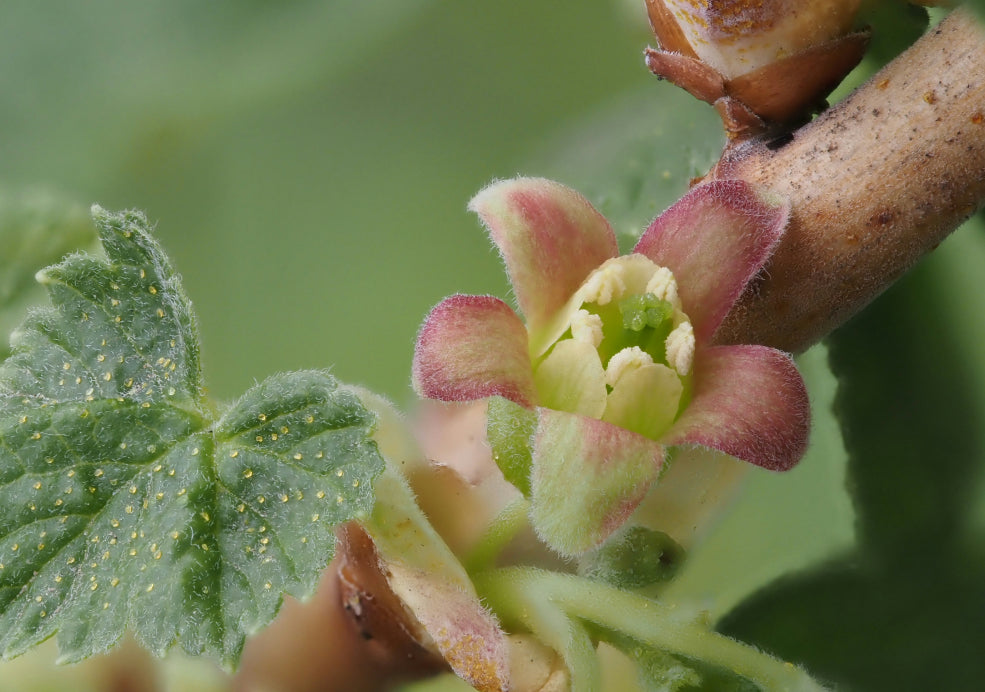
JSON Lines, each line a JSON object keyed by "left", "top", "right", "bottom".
{"left": 462, "top": 497, "right": 530, "bottom": 574}
{"left": 475, "top": 567, "right": 827, "bottom": 692}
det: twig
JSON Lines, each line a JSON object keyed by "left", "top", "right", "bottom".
{"left": 713, "top": 10, "right": 985, "bottom": 353}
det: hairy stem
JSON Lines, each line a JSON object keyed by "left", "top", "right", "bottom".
{"left": 713, "top": 10, "right": 985, "bottom": 353}
{"left": 476, "top": 568, "right": 826, "bottom": 691}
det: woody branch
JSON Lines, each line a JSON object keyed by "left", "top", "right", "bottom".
{"left": 713, "top": 10, "right": 985, "bottom": 353}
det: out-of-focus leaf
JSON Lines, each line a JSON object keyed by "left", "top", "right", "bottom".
{"left": 0, "top": 208, "right": 384, "bottom": 667}
{"left": 662, "top": 344, "right": 854, "bottom": 621}
{"left": 0, "top": 638, "right": 229, "bottom": 692}
{"left": 528, "top": 87, "right": 722, "bottom": 250}
{"left": 0, "top": 191, "right": 96, "bottom": 360}
{"left": 719, "top": 216, "right": 985, "bottom": 690}
{"left": 858, "top": 0, "right": 929, "bottom": 68}
{"left": 963, "top": 0, "right": 985, "bottom": 19}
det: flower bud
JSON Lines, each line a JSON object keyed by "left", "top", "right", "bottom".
{"left": 644, "top": 0, "right": 869, "bottom": 137}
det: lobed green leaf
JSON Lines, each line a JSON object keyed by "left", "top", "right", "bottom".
{"left": 0, "top": 207, "right": 383, "bottom": 667}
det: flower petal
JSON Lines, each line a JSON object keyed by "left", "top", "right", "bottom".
{"left": 533, "top": 339, "right": 607, "bottom": 418}
{"left": 530, "top": 409, "right": 665, "bottom": 556}
{"left": 602, "top": 362, "right": 683, "bottom": 441}
{"left": 413, "top": 294, "right": 536, "bottom": 407}
{"left": 631, "top": 447, "right": 748, "bottom": 547}
{"left": 469, "top": 178, "right": 619, "bottom": 343}
{"left": 662, "top": 345, "right": 809, "bottom": 471}
{"left": 633, "top": 180, "right": 788, "bottom": 342}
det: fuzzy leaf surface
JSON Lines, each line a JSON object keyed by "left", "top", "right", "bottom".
{"left": 0, "top": 207, "right": 383, "bottom": 667}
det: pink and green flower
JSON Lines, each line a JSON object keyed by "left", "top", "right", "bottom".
{"left": 413, "top": 177, "right": 809, "bottom": 556}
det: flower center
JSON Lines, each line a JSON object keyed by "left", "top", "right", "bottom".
{"left": 532, "top": 255, "right": 695, "bottom": 441}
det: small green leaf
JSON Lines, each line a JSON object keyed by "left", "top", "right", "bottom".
{"left": 601, "top": 632, "right": 702, "bottom": 692}
{"left": 0, "top": 190, "right": 96, "bottom": 361}
{"left": 486, "top": 396, "right": 536, "bottom": 496}
{"left": 630, "top": 647, "right": 702, "bottom": 692}
{"left": 0, "top": 207, "right": 383, "bottom": 667}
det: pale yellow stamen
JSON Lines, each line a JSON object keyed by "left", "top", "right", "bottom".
{"left": 579, "top": 263, "right": 626, "bottom": 306}
{"left": 666, "top": 322, "right": 696, "bottom": 376}
{"left": 605, "top": 347, "right": 654, "bottom": 388}
{"left": 645, "top": 266, "right": 681, "bottom": 310}
{"left": 570, "top": 309, "right": 603, "bottom": 348}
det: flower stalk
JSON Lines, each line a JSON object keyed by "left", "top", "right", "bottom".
{"left": 474, "top": 568, "right": 827, "bottom": 692}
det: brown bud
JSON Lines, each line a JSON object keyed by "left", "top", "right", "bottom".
{"left": 644, "top": 0, "right": 869, "bottom": 138}
{"left": 336, "top": 524, "right": 450, "bottom": 683}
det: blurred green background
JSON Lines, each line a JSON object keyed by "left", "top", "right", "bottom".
{"left": 0, "top": 0, "right": 664, "bottom": 404}
{"left": 1, "top": 1, "right": 983, "bottom": 690}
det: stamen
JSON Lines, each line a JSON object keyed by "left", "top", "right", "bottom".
{"left": 605, "top": 347, "right": 654, "bottom": 388}
{"left": 665, "top": 322, "right": 695, "bottom": 375}
{"left": 645, "top": 266, "right": 681, "bottom": 309}
{"left": 570, "top": 310, "right": 604, "bottom": 348}
{"left": 579, "top": 263, "right": 626, "bottom": 306}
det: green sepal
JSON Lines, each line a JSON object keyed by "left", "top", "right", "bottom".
{"left": 578, "top": 526, "right": 684, "bottom": 591}
{"left": 0, "top": 207, "right": 384, "bottom": 668}
{"left": 486, "top": 396, "right": 536, "bottom": 497}
{"left": 608, "top": 633, "right": 701, "bottom": 692}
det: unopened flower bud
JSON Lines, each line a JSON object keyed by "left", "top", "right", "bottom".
{"left": 644, "top": 0, "right": 868, "bottom": 137}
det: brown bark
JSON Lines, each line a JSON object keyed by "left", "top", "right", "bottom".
{"left": 712, "top": 10, "right": 985, "bottom": 353}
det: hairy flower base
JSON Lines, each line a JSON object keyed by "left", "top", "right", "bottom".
{"left": 414, "top": 177, "right": 809, "bottom": 555}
